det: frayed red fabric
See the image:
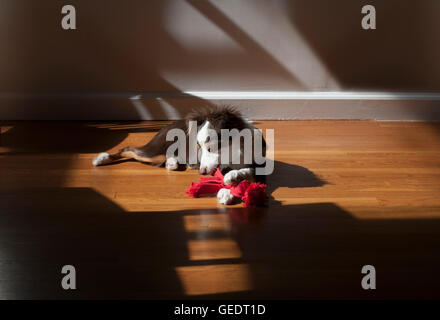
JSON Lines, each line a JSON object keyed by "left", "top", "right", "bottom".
{"left": 243, "top": 182, "right": 267, "bottom": 207}
{"left": 186, "top": 168, "right": 268, "bottom": 207}
{"left": 186, "top": 179, "right": 223, "bottom": 197}
{"left": 186, "top": 169, "right": 224, "bottom": 197}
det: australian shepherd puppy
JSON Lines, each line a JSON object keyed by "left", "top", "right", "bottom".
{"left": 93, "top": 106, "right": 266, "bottom": 204}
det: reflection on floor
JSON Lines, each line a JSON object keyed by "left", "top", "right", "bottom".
{"left": 1, "top": 120, "right": 440, "bottom": 299}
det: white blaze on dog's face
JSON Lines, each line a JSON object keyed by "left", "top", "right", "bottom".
{"left": 197, "top": 121, "right": 219, "bottom": 175}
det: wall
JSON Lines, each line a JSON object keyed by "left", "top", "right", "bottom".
{"left": 0, "top": 0, "right": 439, "bottom": 120}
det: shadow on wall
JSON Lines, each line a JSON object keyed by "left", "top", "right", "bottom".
{"left": 283, "top": 0, "right": 440, "bottom": 123}
{"left": 0, "top": 0, "right": 303, "bottom": 120}
{"left": 287, "top": 0, "right": 439, "bottom": 91}
{"left": 1, "top": 1, "right": 215, "bottom": 120}
{"left": 0, "top": 0, "right": 320, "bottom": 120}
{"left": 1, "top": 0, "right": 440, "bottom": 120}
{"left": 1, "top": 187, "right": 440, "bottom": 299}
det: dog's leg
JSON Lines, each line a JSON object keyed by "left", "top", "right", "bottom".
{"left": 93, "top": 147, "right": 166, "bottom": 166}
{"left": 217, "top": 188, "right": 236, "bottom": 205}
{"left": 223, "top": 168, "right": 254, "bottom": 185}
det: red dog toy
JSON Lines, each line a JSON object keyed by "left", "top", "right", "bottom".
{"left": 186, "top": 168, "right": 267, "bottom": 207}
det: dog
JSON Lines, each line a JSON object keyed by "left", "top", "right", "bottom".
{"left": 92, "top": 106, "right": 266, "bottom": 204}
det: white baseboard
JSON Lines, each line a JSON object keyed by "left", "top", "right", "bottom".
{"left": 185, "top": 91, "right": 440, "bottom": 101}
{"left": 1, "top": 91, "right": 439, "bottom": 120}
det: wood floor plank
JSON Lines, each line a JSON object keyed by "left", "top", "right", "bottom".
{"left": 1, "top": 120, "right": 440, "bottom": 299}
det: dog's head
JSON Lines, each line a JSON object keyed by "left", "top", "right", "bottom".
{"left": 187, "top": 106, "right": 262, "bottom": 175}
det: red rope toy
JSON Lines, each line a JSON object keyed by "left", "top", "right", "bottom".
{"left": 186, "top": 168, "right": 267, "bottom": 207}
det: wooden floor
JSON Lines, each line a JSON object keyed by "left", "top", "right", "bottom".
{"left": 1, "top": 120, "right": 440, "bottom": 299}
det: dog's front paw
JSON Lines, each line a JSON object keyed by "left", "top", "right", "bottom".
{"left": 217, "top": 188, "right": 235, "bottom": 205}
{"left": 93, "top": 152, "right": 111, "bottom": 166}
{"left": 223, "top": 170, "right": 240, "bottom": 185}
{"left": 166, "top": 157, "right": 179, "bottom": 170}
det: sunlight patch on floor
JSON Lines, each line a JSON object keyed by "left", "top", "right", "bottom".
{"left": 175, "top": 263, "right": 252, "bottom": 296}
{"left": 187, "top": 239, "right": 242, "bottom": 261}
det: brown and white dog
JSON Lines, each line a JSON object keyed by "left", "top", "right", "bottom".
{"left": 92, "top": 106, "right": 266, "bottom": 204}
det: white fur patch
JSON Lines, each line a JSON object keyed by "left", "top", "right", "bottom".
{"left": 223, "top": 170, "right": 239, "bottom": 185}
{"left": 197, "top": 121, "right": 211, "bottom": 145}
{"left": 165, "top": 156, "right": 179, "bottom": 170}
{"left": 197, "top": 121, "right": 219, "bottom": 174}
{"left": 223, "top": 168, "right": 254, "bottom": 185}
{"left": 93, "top": 152, "right": 111, "bottom": 166}
{"left": 217, "top": 188, "right": 235, "bottom": 205}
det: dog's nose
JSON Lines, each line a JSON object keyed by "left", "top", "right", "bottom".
{"left": 199, "top": 168, "right": 206, "bottom": 175}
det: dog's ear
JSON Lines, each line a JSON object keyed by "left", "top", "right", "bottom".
{"left": 185, "top": 106, "right": 216, "bottom": 127}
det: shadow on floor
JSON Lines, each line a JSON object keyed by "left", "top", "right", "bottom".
{"left": 263, "top": 160, "right": 326, "bottom": 206}
{"left": 0, "top": 187, "right": 439, "bottom": 299}
{"left": 0, "top": 121, "right": 170, "bottom": 154}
